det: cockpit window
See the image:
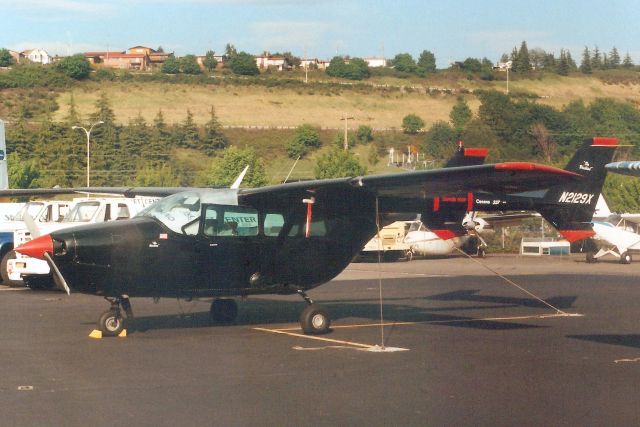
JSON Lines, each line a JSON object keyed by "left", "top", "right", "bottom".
{"left": 63, "top": 201, "right": 100, "bottom": 223}
{"left": 138, "top": 191, "right": 202, "bottom": 234}
{"left": 14, "top": 202, "right": 44, "bottom": 221}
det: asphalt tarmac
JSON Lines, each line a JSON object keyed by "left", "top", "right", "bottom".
{"left": 2, "top": 253, "right": 640, "bottom": 426}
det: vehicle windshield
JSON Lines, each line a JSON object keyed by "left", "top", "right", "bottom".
{"left": 63, "top": 201, "right": 101, "bottom": 223}
{"left": 13, "top": 202, "right": 44, "bottom": 221}
{"left": 138, "top": 191, "right": 202, "bottom": 234}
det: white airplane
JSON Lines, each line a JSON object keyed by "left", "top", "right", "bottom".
{"left": 587, "top": 195, "right": 640, "bottom": 264}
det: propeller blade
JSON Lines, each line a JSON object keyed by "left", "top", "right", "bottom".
{"left": 43, "top": 252, "right": 70, "bottom": 295}
{"left": 22, "top": 213, "right": 41, "bottom": 239}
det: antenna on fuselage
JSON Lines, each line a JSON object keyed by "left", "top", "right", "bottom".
{"left": 230, "top": 166, "right": 249, "bottom": 189}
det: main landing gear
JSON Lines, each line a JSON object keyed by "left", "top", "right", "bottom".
{"left": 297, "top": 290, "right": 331, "bottom": 335}
{"left": 98, "top": 296, "right": 134, "bottom": 337}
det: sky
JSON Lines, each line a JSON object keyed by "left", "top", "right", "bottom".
{"left": 1, "top": 0, "right": 639, "bottom": 68}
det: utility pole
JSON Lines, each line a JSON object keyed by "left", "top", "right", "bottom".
{"left": 339, "top": 113, "right": 354, "bottom": 150}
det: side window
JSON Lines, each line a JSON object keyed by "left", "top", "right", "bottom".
{"left": 264, "top": 213, "right": 284, "bottom": 237}
{"left": 116, "top": 204, "right": 130, "bottom": 220}
{"left": 203, "top": 205, "right": 258, "bottom": 237}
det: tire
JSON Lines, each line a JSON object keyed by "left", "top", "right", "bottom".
{"left": 300, "top": 304, "right": 331, "bottom": 335}
{"left": 586, "top": 252, "right": 596, "bottom": 264}
{"left": 0, "top": 250, "right": 21, "bottom": 287}
{"left": 620, "top": 252, "right": 632, "bottom": 264}
{"left": 477, "top": 248, "right": 486, "bottom": 258}
{"left": 98, "top": 309, "right": 125, "bottom": 337}
{"left": 210, "top": 299, "right": 238, "bottom": 322}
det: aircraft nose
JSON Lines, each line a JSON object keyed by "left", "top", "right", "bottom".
{"left": 16, "top": 234, "right": 53, "bottom": 260}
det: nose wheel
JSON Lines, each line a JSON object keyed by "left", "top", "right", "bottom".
{"left": 98, "top": 296, "right": 133, "bottom": 337}
{"left": 210, "top": 298, "right": 238, "bottom": 322}
{"left": 297, "top": 290, "right": 331, "bottom": 335}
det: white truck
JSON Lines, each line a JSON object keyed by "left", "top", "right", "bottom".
{"left": 6, "top": 197, "right": 158, "bottom": 288}
{"left": 0, "top": 200, "right": 71, "bottom": 284}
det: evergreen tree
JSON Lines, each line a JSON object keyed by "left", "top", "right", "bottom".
{"left": 202, "top": 106, "right": 228, "bottom": 154}
{"left": 148, "top": 110, "right": 171, "bottom": 165}
{"left": 88, "top": 92, "right": 119, "bottom": 185}
{"left": 179, "top": 110, "right": 200, "bottom": 149}
{"left": 609, "top": 46, "right": 620, "bottom": 68}
{"left": 623, "top": 52, "right": 634, "bottom": 69}
{"left": 206, "top": 147, "right": 268, "bottom": 187}
{"left": 566, "top": 50, "right": 577, "bottom": 71}
{"left": 516, "top": 41, "right": 531, "bottom": 72}
{"left": 557, "top": 51, "right": 569, "bottom": 76}
{"left": 591, "top": 46, "right": 602, "bottom": 70}
{"left": 579, "top": 47, "right": 592, "bottom": 74}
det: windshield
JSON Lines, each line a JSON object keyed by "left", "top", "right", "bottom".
{"left": 13, "top": 202, "right": 44, "bottom": 221}
{"left": 138, "top": 191, "right": 202, "bottom": 233}
{"left": 63, "top": 201, "right": 101, "bottom": 223}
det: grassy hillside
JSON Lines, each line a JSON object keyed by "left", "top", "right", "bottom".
{"left": 48, "top": 72, "right": 640, "bottom": 130}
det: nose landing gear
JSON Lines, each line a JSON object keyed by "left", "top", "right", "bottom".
{"left": 98, "top": 296, "right": 134, "bottom": 337}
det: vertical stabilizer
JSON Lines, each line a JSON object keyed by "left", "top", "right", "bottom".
{"left": 0, "top": 119, "right": 7, "bottom": 190}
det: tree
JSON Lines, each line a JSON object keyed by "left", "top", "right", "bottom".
{"left": 314, "top": 148, "right": 366, "bottom": 179}
{"left": 423, "top": 121, "right": 456, "bottom": 159}
{"left": 461, "top": 57, "right": 482, "bottom": 73}
{"left": 8, "top": 152, "right": 41, "bottom": 189}
{"left": 591, "top": 46, "right": 602, "bottom": 70}
{"left": 450, "top": 98, "right": 472, "bottom": 134}
{"left": 227, "top": 51, "right": 259, "bottom": 76}
{"left": 202, "top": 106, "right": 228, "bottom": 154}
{"left": 515, "top": 41, "right": 531, "bottom": 72}
{"left": 417, "top": 50, "right": 436, "bottom": 73}
{"left": 402, "top": 114, "right": 425, "bottom": 134}
{"left": 391, "top": 53, "right": 417, "bottom": 73}
{"left": 203, "top": 50, "right": 218, "bottom": 72}
{"left": 55, "top": 54, "right": 91, "bottom": 80}
{"left": 356, "top": 125, "right": 373, "bottom": 144}
{"left": 179, "top": 54, "right": 202, "bottom": 74}
{"left": 609, "top": 46, "right": 620, "bottom": 68}
{"left": 224, "top": 43, "right": 237, "bottom": 59}
{"left": 530, "top": 122, "right": 555, "bottom": 163}
{"left": 286, "top": 123, "right": 321, "bottom": 158}
{"left": 326, "top": 56, "right": 369, "bottom": 80}
{"left": 0, "top": 48, "right": 15, "bottom": 67}
{"left": 161, "top": 53, "right": 180, "bottom": 74}
{"left": 206, "top": 147, "right": 268, "bottom": 187}
{"left": 557, "top": 49, "right": 570, "bottom": 76}
{"left": 623, "top": 52, "right": 634, "bottom": 69}
{"left": 580, "top": 47, "right": 592, "bottom": 74}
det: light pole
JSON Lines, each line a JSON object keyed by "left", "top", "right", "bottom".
{"left": 72, "top": 121, "right": 103, "bottom": 187}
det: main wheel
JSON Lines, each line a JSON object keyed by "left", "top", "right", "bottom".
{"left": 210, "top": 299, "right": 238, "bottom": 322}
{"left": 620, "top": 252, "right": 632, "bottom": 264}
{"left": 98, "top": 309, "right": 125, "bottom": 337}
{"left": 477, "top": 247, "right": 486, "bottom": 258}
{"left": 300, "top": 304, "right": 331, "bottom": 335}
{"left": 586, "top": 252, "right": 597, "bottom": 263}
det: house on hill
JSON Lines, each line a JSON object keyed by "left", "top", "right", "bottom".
{"left": 255, "top": 53, "right": 291, "bottom": 71}
{"left": 84, "top": 51, "right": 149, "bottom": 70}
{"left": 127, "top": 46, "right": 170, "bottom": 68}
{"left": 364, "top": 57, "right": 387, "bottom": 68}
{"left": 21, "top": 48, "right": 51, "bottom": 64}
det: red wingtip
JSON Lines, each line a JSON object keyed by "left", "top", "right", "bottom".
{"left": 559, "top": 230, "right": 595, "bottom": 242}
{"left": 463, "top": 148, "right": 489, "bottom": 158}
{"left": 15, "top": 234, "right": 53, "bottom": 260}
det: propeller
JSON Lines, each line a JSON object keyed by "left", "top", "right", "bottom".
{"left": 230, "top": 165, "right": 249, "bottom": 189}
{"left": 22, "top": 213, "right": 41, "bottom": 239}
{"left": 44, "top": 252, "right": 70, "bottom": 295}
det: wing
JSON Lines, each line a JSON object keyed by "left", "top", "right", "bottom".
{"left": 239, "top": 162, "right": 580, "bottom": 211}
{"left": 606, "top": 161, "right": 640, "bottom": 177}
{"left": 0, "top": 187, "right": 203, "bottom": 198}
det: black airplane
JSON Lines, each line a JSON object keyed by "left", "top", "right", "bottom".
{"left": 8, "top": 161, "right": 580, "bottom": 337}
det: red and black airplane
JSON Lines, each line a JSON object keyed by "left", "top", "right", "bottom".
{"left": 5, "top": 158, "right": 583, "bottom": 336}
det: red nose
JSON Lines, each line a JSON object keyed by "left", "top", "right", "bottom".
{"left": 15, "top": 234, "right": 53, "bottom": 260}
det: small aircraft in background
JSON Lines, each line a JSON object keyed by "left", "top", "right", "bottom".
{"left": 5, "top": 159, "right": 579, "bottom": 336}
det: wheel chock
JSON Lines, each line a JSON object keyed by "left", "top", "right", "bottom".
{"left": 89, "top": 329, "right": 102, "bottom": 339}
{"left": 118, "top": 329, "right": 127, "bottom": 338}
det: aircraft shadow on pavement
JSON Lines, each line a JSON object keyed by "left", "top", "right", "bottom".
{"left": 124, "top": 294, "right": 562, "bottom": 334}
{"left": 567, "top": 334, "right": 640, "bottom": 349}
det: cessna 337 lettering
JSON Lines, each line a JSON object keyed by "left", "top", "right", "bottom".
{"left": 4, "top": 161, "right": 582, "bottom": 337}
